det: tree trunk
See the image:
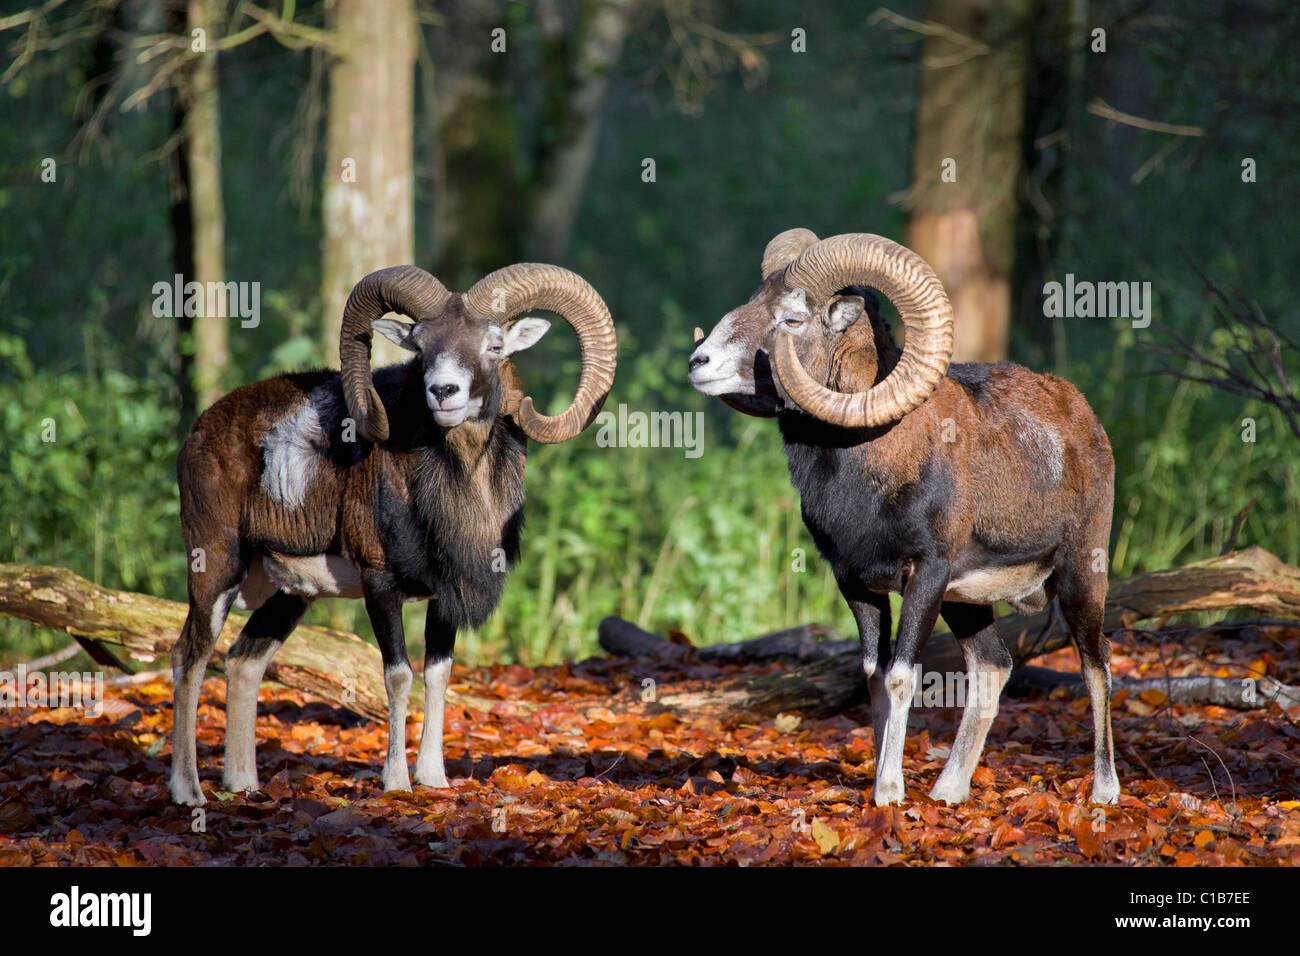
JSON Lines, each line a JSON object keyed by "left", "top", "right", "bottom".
{"left": 1008, "top": 664, "right": 1300, "bottom": 710}
{"left": 169, "top": 0, "right": 230, "bottom": 432}
{"left": 428, "top": 0, "right": 520, "bottom": 286}
{"left": 321, "top": 0, "right": 417, "bottom": 367}
{"left": 1012, "top": 0, "right": 1088, "bottom": 369}
{"left": 430, "top": 0, "right": 638, "bottom": 279}
{"left": 168, "top": 4, "right": 197, "bottom": 437}
{"left": 905, "top": 0, "right": 1031, "bottom": 363}
{"left": 602, "top": 547, "right": 1300, "bottom": 717}
{"left": 187, "top": 0, "right": 228, "bottom": 410}
{"left": 527, "top": 0, "right": 638, "bottom": 262}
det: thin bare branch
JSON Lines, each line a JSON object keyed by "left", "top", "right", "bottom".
{"left": 1141, "top": 266, "right": 1300, "bottom": 438}
{"left": 1087, "top": 97, "right": 1204, "bottom": 136}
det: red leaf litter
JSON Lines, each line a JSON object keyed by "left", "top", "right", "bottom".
{"left": 2, "top": 623, "right": 1298, "bottom": 866}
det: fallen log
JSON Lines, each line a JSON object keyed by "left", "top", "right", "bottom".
{"left": 599, "top": 617, "right": 855, "bottom": 664}
{"left": 0, "top": 564, "right": 504, "bottom": 721}
{"left": 4, "top": 547, "right": 1298, "bottom": 724}
{"left": 603, "top": 546, "right": 1300, "bottom": 717}
{"left": 1008, "top": 664, "right": 1300, "bottom": 710}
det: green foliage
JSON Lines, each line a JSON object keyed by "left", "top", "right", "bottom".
{"left": 0, "top": 334, "right": 185, "bottom": 658}
{"left": 1077, "top": 335, "right": 1300, "bottom": 577}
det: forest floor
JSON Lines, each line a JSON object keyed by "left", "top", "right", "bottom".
{"left": 1, "top": 623, "right": 1299, "bottom": 866}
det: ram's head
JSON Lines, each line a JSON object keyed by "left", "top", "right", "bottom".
{"left": 339, "top": 264, "right": 617, "bottom": 441}
{"left": 689, "top": 229, "right": 955, "bottom": 426}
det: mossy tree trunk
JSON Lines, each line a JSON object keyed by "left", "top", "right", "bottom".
{"left": 186, "top": 0, "right": 229, "bottom": 411}
{"left": 320, "top": 0, "right": 417, "bottom": 367}
{"left": 170, "top": 0, "right": 229, "bottom": 432}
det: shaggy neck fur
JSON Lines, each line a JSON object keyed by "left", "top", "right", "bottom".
{"left": 378, "top": 362, "right": 527, "bottom": 627}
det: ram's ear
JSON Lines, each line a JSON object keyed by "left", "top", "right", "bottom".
{"left": 824, "top": 295, "right": 865, "bottom": 333}
{"left": 371, "top": 318, "right": 419, "bottom": 351}
{"left": 502, "top": 317, "right": 551, "bottom": 356}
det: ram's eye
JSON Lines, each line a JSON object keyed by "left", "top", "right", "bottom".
{"left": 783, "top": 314, "right": 803, "bottom": 328}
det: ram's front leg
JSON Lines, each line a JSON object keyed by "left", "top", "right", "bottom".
{"left": 837, "top": 576, "right": 892, "bottom": 762}
{"left": 364, "top": 584, "right": 413, "bottom": 793}
{"left": 413, "top": 610, "right": 456, "bottom": 788}
{"left": 873, "top": 558, "right": 948, "bottom": 806}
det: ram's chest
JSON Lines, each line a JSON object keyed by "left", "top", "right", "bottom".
{"left": 782, "top": 436, "right": 958, "bottom": 589}
{"left": 374, "top": 441, "right": 527, "bottom": 592}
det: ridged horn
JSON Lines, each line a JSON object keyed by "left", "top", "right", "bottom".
{"left": 761, "top": 227, "right": 820, "bottom": 280}
{"left": 338, "top": 266, "right": 452, "bottom": 442}
{"left": 464, "top": 264, "right": 617, "bottom": 443}
{"left": 772, "top": 234, "right": 953, "bottom": 427}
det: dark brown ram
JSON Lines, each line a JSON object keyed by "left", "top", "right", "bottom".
{"left": 171, "top": 264, "right": 616, "bottom": 805}
{"left": 689, "top": 230, "right": 1116, "bottom": 806}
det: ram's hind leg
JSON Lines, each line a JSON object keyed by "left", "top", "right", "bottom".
{"left": 413, "top": 610, "right": 457, "bottom": 788}
{"left": 171, "top": 552, "right": 244, "bottom": 806}
{"left": 1056, "top": 553, "right": 1119, "bottom": 804}
{"left": 223, "top": 592, "right": 311, "bottom": 793}
{"left": 929, "top": 602, "right": 1011, "bottom": 805}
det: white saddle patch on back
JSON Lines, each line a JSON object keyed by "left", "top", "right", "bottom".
{"left": 945, "top": 563, "right": 1051, "bottom": 606}
{"left": 1014, "top": 416, "right": 1064, "bottom": 484}
{"left": 261, "top": 386, "right": 339, "bottom": 508}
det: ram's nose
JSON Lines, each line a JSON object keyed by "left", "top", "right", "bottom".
{"left": 688, "top": 351, "right": 710, "bottom": 373}
{"left": 429, "top": 383, "right": 460, "bottom": 402}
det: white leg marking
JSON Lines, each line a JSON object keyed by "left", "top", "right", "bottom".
{"left": 170, "top": 585, "right": 239, "bottom": 806}
{"left": 208, "top": 587, "right": 238, "bottom": 643}
{"left": 873, "top": 662, "right": 916, "bottom": 806}
{"left": 413, "top": 658, "right": 453, "bottom": 788}
{"left": 930, "top": 646, "right": 1009, "bottom": 805}
{"left": 223, "top": 638, "right": 286, "bottom": 793}
{"left": 866, "top": 667, "right": 889, "bottom": 773}
{"left": 381, "top": 664, "right": 413, "bottom": 793}
{"left": 1082, "top": 663, "right": 1120, "bottom": 804}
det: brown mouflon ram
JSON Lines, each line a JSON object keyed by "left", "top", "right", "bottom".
{"left": 171, "top": 264, "right": 616, "bottom": 805}
{"left": 688, "top": 230, "right": 1116, "bottom": 806}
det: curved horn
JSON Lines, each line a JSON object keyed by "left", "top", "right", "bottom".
{"left": 339, "top": 265, "right": 452, "bottom": 442}
{"left": 761, "top": 227, "right": 820, "bottom": 281}
{"left": 463, "top": 264, "right": 617, "bottom": 443}
{"left": 772, "top": 234, "right": 953, "bottom": 428}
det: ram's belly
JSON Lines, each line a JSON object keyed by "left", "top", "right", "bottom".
{"left": 944, "top": 562, "right": 1051, "bottom": 607}
{"left": 238, "top": 552, "right": 364, "bottom": 609}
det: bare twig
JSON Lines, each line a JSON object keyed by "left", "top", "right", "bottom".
{"left": 1086, "top": 97, "right": 1204, "bottom": 137}
{"left": 19, "top": 642, "right": 82, "bottom": 670}
{"left": 868, "top": 7, "right": 991, "bottom": 68}
{"left": 1142, "top": 265, "right": 1300, "bottom": 438}
{"left": 1222, "top": 498, "right": 1257, "bottom": 554}
{"left": 106, "top": 668, "right": 171, "bottom": 687}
